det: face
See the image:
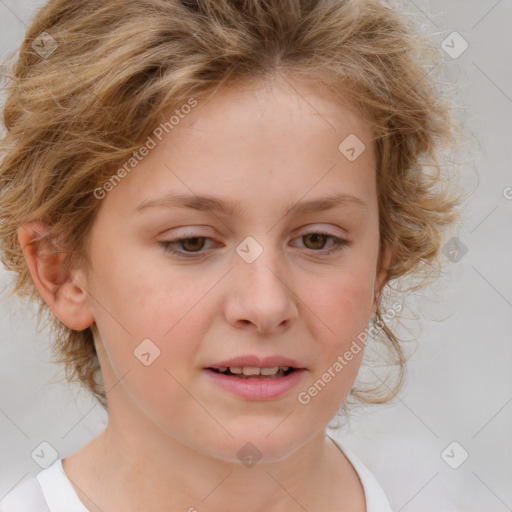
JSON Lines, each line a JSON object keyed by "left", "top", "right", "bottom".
{"left": 81, "top": 75, "right": 385, "bottom": 463}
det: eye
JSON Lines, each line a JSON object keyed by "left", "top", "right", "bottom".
{"left": 293, "top": 232, "right": 351, "bottom": 255}
{"left": 159, "top": 236, "right": 216, "bottom": 257}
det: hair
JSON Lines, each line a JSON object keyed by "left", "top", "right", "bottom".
{"left": 0, "top": 0, "right": 468, "bottom": 413}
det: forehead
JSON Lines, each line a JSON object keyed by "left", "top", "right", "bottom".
{"left": 177, "top": 74, "right": 373, "bottom": 144}
{"left": 100, "top": 74, "right": 378, "bottom": 221}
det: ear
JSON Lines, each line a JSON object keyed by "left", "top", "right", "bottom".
{"left": 17, "top": 221, "right": 94, "bottom": 331}
{"left": 371, "top": 242, "right": 393, "bottom": 316}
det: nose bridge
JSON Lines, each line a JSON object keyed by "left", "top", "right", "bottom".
{"left": 235, "top": 233, "right": 285, "bottom": 287}
{"left": 225, "top": 234, "right": 298, "bottom": 332}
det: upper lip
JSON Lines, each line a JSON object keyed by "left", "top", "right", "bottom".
{"left": 206, "top": 355, "right": 306, "bottom": 369}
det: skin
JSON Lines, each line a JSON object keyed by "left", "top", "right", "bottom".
{"left": 19, "top": 73, "right": 391, "bottom": 512}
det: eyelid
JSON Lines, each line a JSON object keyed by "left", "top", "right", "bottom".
{"left": 161, "top": 226, "right": 215, "bottom": 238}
{"left": 295, "top": 224, "right": 346, "bottom": 237}
{"left": 163, "top": 224, "right": 346, "bottom": 240}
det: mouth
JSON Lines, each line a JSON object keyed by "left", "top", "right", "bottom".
{"left": 205, "top": 366, "right": 298, "bottom": 379}
{"left": 203, "top": 365, "right": 306, "bottom": 400}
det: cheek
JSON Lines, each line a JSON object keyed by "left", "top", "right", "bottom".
{"left": 293, "top": 276, "right": 373, "bottom": 425}
{"left": 304, "top": 271, "right": 374, "bottom": 350}
{"left": 88, "top": 247, "right": 215, "bottom": 385}
{"left": 87, "top": 232, "right": 203, "bottom": 336}
{"left": 89, "top": 267, "right": 212, "bottom": 432}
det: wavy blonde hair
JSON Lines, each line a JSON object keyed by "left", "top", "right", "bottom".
{"left": 0, "top": 0, "right": 468, "bottom": 411}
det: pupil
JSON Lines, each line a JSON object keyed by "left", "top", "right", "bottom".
{"left": 305, "top": 233, "right": 326, "bottom": 249}
{"left": 183, "top": 237, "right": 204, "bottom": 251}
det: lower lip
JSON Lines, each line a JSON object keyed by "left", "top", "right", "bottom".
{"left": 203, "top": 369, "right": 306, "bottom": 400}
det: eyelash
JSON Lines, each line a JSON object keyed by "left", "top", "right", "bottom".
{"left": 158, "top": 232, "right": 351, "bottom": 258}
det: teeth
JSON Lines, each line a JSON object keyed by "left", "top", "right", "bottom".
{"left": 260, "top": 367, "right": 280, "bottom": 376}
{"left": 243, "top": 366, "right": 268, "bottom": 376}
{"left": 216, "top": 366, "right": 291, "bottom": 376}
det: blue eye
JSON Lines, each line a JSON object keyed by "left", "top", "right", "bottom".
{"left": 159, "top": 232, "right": 351, "bottom": 258}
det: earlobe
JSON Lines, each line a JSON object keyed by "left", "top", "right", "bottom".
{"left": 17, "top": 221, "right": 95, "bottom": 331}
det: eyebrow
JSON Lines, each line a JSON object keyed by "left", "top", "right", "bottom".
{"left": 133, "top": 192, "right": 368, "bottom": 217}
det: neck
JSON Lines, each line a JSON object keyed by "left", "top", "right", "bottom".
{"left": 62, "top": 412, "right": 361, "bottom": 512}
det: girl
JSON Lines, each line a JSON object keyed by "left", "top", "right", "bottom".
{"left": 0, "top": 0, "right": 466, "bottom": 510}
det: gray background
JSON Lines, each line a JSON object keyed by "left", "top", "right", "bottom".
{"left": 1, "top": 1, "right": 511, "bottom": 510}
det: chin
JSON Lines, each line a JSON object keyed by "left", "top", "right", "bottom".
{"left": 205, "top": 422, "right": 312, "bottom": 465}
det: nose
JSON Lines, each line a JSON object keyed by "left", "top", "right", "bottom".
{"left": 223, "top": 242, "right": 299, "bottom": 334}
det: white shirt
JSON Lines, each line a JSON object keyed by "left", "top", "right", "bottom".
{"left": 0, "top": 436, "right": 391, "bottom": 511}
